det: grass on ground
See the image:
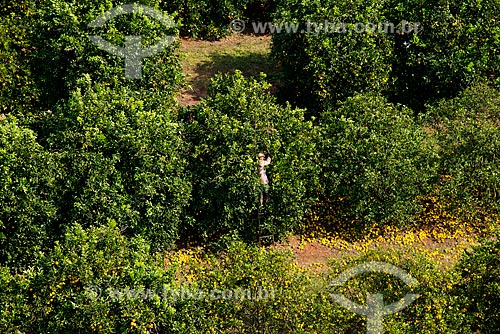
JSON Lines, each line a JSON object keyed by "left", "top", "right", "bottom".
{"left": 177, "top": 33, "right": 279, "bottom": 105}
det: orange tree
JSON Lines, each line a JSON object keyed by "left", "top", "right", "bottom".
{"left": 271, "top": 0, "right": 393, "bottom": 114}
{"left": 0, "top": 1, "right": 37, "bottom": 116}
{"left": 0, "top": 116, "right": 61, "bottom": 268}
{"left": 41, "top": 79, "right": 192, "bottom": 253}
{"left": 319, "top": 93, "right": 439, "bottom": 228}
{"left": 385, "top": 0, "right": 500, "bottom": 110}
{"left": 424, "top": 82, "right": 500, "bottom": 217}
{"left": 272, "top": 0, "right": 500, "bottom": 114}
{"left": 454, "top": 238, "right": 500, "bottom": 333}
{"left": 182, "top": 71, "right": 320, "bottom": 243}
{"left": 1, "top": 0, "right": 182, "bottom": 128}
{"left": 160, "top": 0, "right": 276, "bottom": 40}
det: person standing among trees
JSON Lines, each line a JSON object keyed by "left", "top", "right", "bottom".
{"left": 258, "top": 152, "right": 271, "bottom": 205}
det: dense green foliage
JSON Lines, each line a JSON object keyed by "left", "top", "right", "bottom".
{"left": 0, "top": 1, "right": 35, "bottom": 115}
{"left": 183, "top": 71, "right": 320, "bottom": 242}
{"left": 327, "top": 250, "right": 468, "bottom": 333}
{"left": 0, "top": 116, "right": 60, "bottom": 267}
{"left": 5, "top": 223, "right": 181, "bottom": 333}
{"left": 0, "top": 82, "right": 191, "bottom": 267}
{"left": 385, "top": 0, "right": 500, "bottom": 109}
{"left": 44, "top": 80, "right": 192, "bottom": 250}
{"left": 3, "top": 224, "right": 496, "bottom": 333}
{"left": 272, "top": 0, "right": 500, "bottom": 113}
{"left": 0, "top": 224, "right": 310, "bottom": 333}
{"left": 1, "top": 0, "right": 500, "bottom": 332}
{"left": 1, "top": 0, "right": 186, "bottom": 266}
{"left": 161, "top": 0, "right": 243, "bottom": 40}
{"left": 320, "top": 94, "right": 439, "bottom": 227}
{"left": 1, "top": 0, "right": 182, "bottom": 119}
{"left": 161, "top": 0, "right": 275, "bottom": 40}
{"left": 454, "top": 238, "right": 500, "bottom": 333}
{"left": 272, "top": 0, "right": 393, "bottom": 112}
{"left": 425, "top": 83, "right": 500, "bottom": 216}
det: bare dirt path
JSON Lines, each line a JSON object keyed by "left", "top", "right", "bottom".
{"left": 275, "top": 230, "right": 486, "bottom": 273}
